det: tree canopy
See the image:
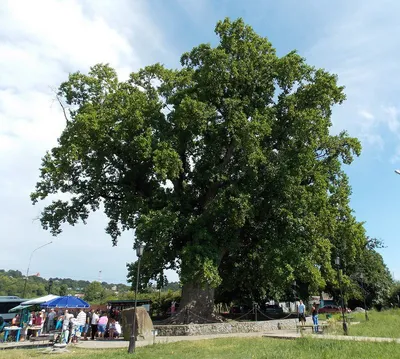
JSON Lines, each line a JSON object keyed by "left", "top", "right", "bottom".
{"left": 32, "top": 18, "right": 376, "bottom": 321}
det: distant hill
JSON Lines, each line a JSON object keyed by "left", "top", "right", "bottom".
{"left": 0, "top": 269, "right": 130, "bottom": 298}
{"left": 0, "top": 269, "right": 180, "bottom": 300}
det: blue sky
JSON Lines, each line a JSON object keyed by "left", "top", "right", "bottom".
{"left": 1, "top": 0, "right": 399, "bottom": 284}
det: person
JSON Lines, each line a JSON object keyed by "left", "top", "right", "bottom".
{"left": 35, "top": 311, "right": 43, "bottom": 331}
{"left": 114, "top": 320, "right": 122, "bottom": 338}
{"left": 97, "top": 312, "right": 108, "bottom": 339}
{"left": 55, "top": 315, "right": 63, "bottom": 330}
{"left": 39, "top": 310, "right": 46, "bottom": 332}
{"left": 11, "top": 314, "right": 20, "bottom": 326}
{"left": 69, "top": 317, "right": 79, "bottom": 343}
{"left": 28, "top": 311, "right": 35, "bottom": 326}
{"left": 311, "top": 302, "right": 319, "bottom": 333}
{"left": 47, "top": 309, "right": 56, "bottom": 332}
{"left": 83, "top": 310, "right": 92, "bottom": 340}
{"left": 298, "top": 300, "right": 306, "bottom": 326}
{"left": 108, "top": 319, "right": 115, "bottom": 340}
{"left": 108, "top": 319, "right": 121, "bottom": 339}
{"left": 10, "top": 314, "right": 20, "bottom": 340}
{"left": 62, "top": 310, "right": 73, "bottom": 344}
{"left": 76, "top": 308, "right": 87, "bottom": 336}
{"left": 63, "top": 310, "right": 73, "bottom": 327}
{"left": 90, "top": 310, "right": 99, "bottom": 340}
{"left": 171, "top": 301, "right": 176, "bottom": 315}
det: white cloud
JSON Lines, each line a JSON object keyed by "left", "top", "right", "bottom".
{"left": 384, "top": 106, "right": 400, "bottom": 134}
{"left": 0, "top": 0, "right": 177, "bottom": 284}
{"left": 390, "top": 145, "right": 400, "bottom": 164}
{"left": 358, "top": 110, "right": 374, "bottom": 121}
{"left": 2, "top": 0, "right": 400, "bottom": 286}
{"left": 305, "top": 0, "right": 400, "bottom": 150}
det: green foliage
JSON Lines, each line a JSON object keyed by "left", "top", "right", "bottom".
{"left": 83, "top": 281, "right": 106, "bottom": 302}
{"left": 31, "top": 17, "right": 384, "bottom": 313}
{"left": 0, "top": 269, "right": 130, "bottom": 300}
{"left": 0, "top": 270, "right": 47, "bottom": 298}
{"left": 58, "top": 284, "right": 68, "bottom": 296}
{"left": 330, "top": 238, "right": 393, "bottom": 309}
{"left": 388, "top": 281, "right": 400, "bottom": 307}
{"left": 150, "top": 290, "right": 182, "bottom": 316}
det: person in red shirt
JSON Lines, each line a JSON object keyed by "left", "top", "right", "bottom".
{"left": 35, "top": 312, "right": 42, "bottom": 326}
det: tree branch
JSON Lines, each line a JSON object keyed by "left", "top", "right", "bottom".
{"left": 56, "top": 95, "right": 70, "bottom": 124}
{"left": 202, "top": 139, "right": 235, "bottom": 209}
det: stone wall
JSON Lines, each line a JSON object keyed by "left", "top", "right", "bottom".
{"left": 154, "top": 318, "right": 297, "bottom": 336}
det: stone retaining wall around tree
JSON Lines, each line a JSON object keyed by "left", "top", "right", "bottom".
{"left": 154, "top": 318, "right": 298, "bottom": 336}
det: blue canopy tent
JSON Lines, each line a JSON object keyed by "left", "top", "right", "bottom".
{"left": 41, "top": 296, "right": 90, "bottom": 309}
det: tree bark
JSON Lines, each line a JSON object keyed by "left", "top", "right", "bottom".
{"left": 169, "top": 282, "right": 223, "bottom": 324}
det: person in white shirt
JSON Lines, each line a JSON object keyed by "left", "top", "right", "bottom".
{"left": 108, "top": 319, "right": 121, "bottom": 339}
{"left": 114, "top": 321, "right": 122, "bottom": 337}
{"left": 62, "top": 310, "right": 74, "bottom": 344}
{"left": 90, "top": 310, "right": 99, "bottom": 340}
{"left": 76, "top": 309, "right": 87, "bottom": 335}
{"left": 63, "top": 310, "right": 73, "bottom": 328}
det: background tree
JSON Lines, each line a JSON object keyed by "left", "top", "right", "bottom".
{"left": 0, "top": 269, "right": 132, "bottom": 301}
{"left": 32, "top": 18, "right": 368, "bottom": 322}
{"left": 346, "top": 239, "right": 393, "bottom": 309}
{"left": 59, "top": 284, "right": 68, "bottom": 296}
{"left": 83, "top": 281, "right": 106, "bottom": 302}
{"left": 388, "top": 281, "right": 400, "bottom": 308}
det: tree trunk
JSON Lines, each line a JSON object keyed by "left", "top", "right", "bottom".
{"left": 169, "top": 282, "right": 223, "bottom": 324}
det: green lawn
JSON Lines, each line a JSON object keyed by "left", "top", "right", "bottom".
{"left": 1, "top": 310, "right": 399, "bottom": 359}
{"left": 1, "top": 337, "right": 400, "bottom": 359}
{"left": 329, "top": 309, "right": 400, "bottom": 338}
{"left": 341, "top": 309, "right": 400, "bottom": 338}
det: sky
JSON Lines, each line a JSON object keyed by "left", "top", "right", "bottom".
{"left": 1, "top": 0, "right": 400, "bottom": 285}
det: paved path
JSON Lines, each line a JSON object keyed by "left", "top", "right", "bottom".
{"left": 2, "top": 330, "right": 400, "bottom": 351}
{"left": 77, "top": 330, "right": 400, "bottom": 350}
{"left": 77, "top": 332, "right": 268, "bottom": 349}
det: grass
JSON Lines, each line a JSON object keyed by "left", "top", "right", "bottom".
{"left": 1, "top": 337, "right": 400, "bottom": 359}
{"left": 1, "top": 310, "right": 399, "bottom": 358}
{"left": 339, "top": 309, "right": 400, "bottom": 338}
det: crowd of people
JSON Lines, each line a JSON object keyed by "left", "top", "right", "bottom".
{"left": 5, "top": 308, "right": 122, "bottom": 343}
{"left": 51, "top": 308, "right": 122, "bottom": 343}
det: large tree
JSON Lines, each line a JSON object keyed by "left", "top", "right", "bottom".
{"left": 31, "top": 18, "right": 362, "bottom": 322}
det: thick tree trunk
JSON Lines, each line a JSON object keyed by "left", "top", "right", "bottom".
{"left": 169, "top": 282, "right": 223, "bottom": 324}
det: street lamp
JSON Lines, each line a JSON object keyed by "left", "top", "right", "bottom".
{"left": 48, "top": 278, "right": 54, "bottom": 295}
{"left": 292, "top": 280, "right": 297, "bottom": 299}
{"left": 359, "top": 273, "right": 369, "bottom": 321}
{"left": 128, "top": 243, "right": 145, "bottom": 354}
{"left": 23, "top": 241, "right": 53, "bottom": 297}
{"left": 335, "top": 256, "right": 348, "bottom": 335}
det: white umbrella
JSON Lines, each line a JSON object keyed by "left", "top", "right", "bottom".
{"left": 21, "top": 294, "right": 59, "bottom": 306}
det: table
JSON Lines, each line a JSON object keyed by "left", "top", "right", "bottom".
{"left": 27, "top": 325, "right": 42, "bottom": 338}
{"left": 3, "top": 326, "right": 22, "bottom": 342}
